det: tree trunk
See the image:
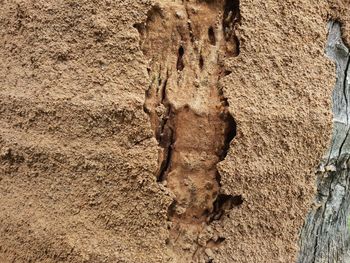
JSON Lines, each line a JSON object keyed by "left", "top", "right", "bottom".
{"left": 298, "top": 21, "right": 350, "bottom": 263}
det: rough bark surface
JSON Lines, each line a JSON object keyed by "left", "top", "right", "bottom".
{"left": 298, "top": 21, "right": 350, "bottom": 263}
{"left": 0, "top": 0, "right": 337, "bottom": 262}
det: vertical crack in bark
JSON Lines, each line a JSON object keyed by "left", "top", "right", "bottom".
{"left": 156, "top": 69, "right": 174, "bottom": 182}
{"left": 298, "top": 21, "right": 350, "bottom": 263}
{"left": 343, "top": 56, "right": 350, "bottom": 124}
{"left": 337, "top": 55, "right": 350, "bottom": 164}
{"left": 135, "top": 0, "right": 241, "bottom": 261}
{"left": 338, "top": 127, "right": 350, "bottom": 165}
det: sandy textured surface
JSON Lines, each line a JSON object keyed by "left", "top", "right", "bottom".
{"left": 0, "top": 0, "right": 342, "bottom": 262}
{"left": 328, "top": 1, "right": 350, "bottom": 44}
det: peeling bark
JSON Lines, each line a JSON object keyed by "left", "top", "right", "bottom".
{"left": 298, "top": 21, "right": 350, "bottom": 263}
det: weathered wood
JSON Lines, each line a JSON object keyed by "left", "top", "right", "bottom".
{"left": 298, "top": 21, "right": 350, "bottom": 263}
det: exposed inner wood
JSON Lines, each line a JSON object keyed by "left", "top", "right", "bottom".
{"left": 135, "top": 0, "right": 241, "bottom": 260}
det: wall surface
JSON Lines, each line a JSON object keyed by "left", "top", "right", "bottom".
{"left": 0, "top": 0, "right": 345, "bottom": 262}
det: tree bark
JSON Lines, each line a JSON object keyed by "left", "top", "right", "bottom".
{"left": 298, "top": 21, "right": 350, "bottom": 263}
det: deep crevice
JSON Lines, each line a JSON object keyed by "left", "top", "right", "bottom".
{"left": 343, "top": 55, "right": 350, "bottom": 124}
{"left": 223, "top": 0, "right": 240, "bottom": 56}
{"left": 176, "top": 46, "right": 185, "bottom": 71}
{"left": 219, "top": 113, "right": 236, "bottom": 160}
{"left": 209, "top": 194, "right": 243, "bottom": 222}
{"left": 208, "top": 26, "right": 216, "bottom": 46}
{"left": 199, "top": 54, "right": 204, "bottom": 69}
{"left": 160, "top": 70, "right": 169, "bottom": 103}
{"left": 156, "top": 96, "right": 174, "bottom": 182}
{"left": 156, "top": 126, "right": 174, "bottom": 182}
{"left": 223, "top": 0, "right": 240, "bottom": 33}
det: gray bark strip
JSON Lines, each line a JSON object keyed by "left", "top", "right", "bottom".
{"left": 298, "top": 21, "right": 350, "bottom": 263}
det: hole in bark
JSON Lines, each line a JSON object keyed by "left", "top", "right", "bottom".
{"left": 208, "top": 26, "right": 216, "bottom": 45}
{"left": 176, "top": 46, "right": 185, "bottom": 71}
{"left": 224, "top": 70, "right": 232, "bottom": 76}
{"left": 223, "top": 0, "right": 240, "bottom": 56}
{"left": 143, "top": 104, "right": 150, "bottom": 114}
{"left": 209, "top": 194, "right": 243, "bottom": 222}
{"left": 223, "top": 0, "right": 240, "bottom": 31}
{"left": 199, "top": 54, "right": 204, "bottom": 69}
{"left": 231, "top": 195, "right": 244, "bottom": 206}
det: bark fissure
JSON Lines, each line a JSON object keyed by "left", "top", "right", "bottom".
{"left": 338, "top": 127, "right": 350, "bottom": 164}
{"left": 343, "top": 55, "right": 350, "bottom": 124}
